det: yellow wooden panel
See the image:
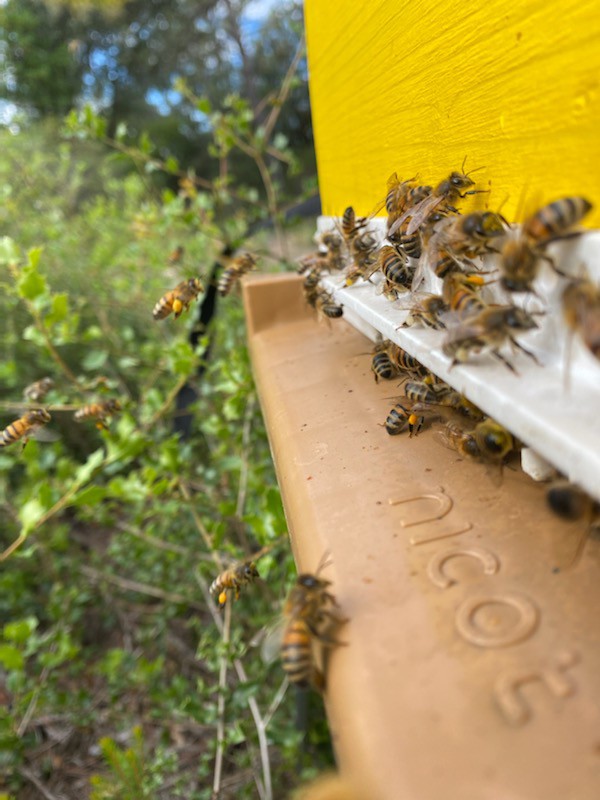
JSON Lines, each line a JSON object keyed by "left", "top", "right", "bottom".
{"left": 305, "top": 0, "right": 600, "bottom": 225}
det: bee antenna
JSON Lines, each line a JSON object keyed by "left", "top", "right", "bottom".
{"left": 465, "top": 164, "right": 486, "bottom": 178}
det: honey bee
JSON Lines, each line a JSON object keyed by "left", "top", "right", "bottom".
{"left": 23, "top": 377, "right": 54, "bottom": 403}
{"left": 340, "top": 206, "right": 367, "bottom": 243}
{"left": 375, "top": 245, "right": 414, "bottom": 297}
{"left": 436, "top": 420, "right": 482, "bottom": 459}
{"left": 442, "top": 273, "right": 488, "bottom": 319}
{"left": 389, "top": 160, "right": 484, "bottom": 238}
{"left": 218, "top": 252, "right": 257, "bottom": 297}
{"left": 384, "top": 401, "right": 424, "bottom": 437}
{"left": 74, "top": 399, "right": 121, "bottom": 430}
{"left": 386, "top": 178, "right": 431, "bottom": 257}
{"left": 442, "top": 305, "right": 540, "bottom": 372}
{"left": 314, "top": 290, "right": 343, "bottom": 319}
{"left": 281, "top": 556, "right": 346, "bottom": 691}
{"left": 0, "top": 408, "right": 51, "bottom": 448}
{"left": 210, "top": 561, "right": 260, "bottom": 607}
{"left": 562, "top": 274, "right": 600, "bottom": 362}
{"left": 389, "top": 345, "right": 430, "bottom": 379}
{"left": 500, "top": 197, "right": 593, "bottom": 293}
{"left": 472, "top": 418, "right": 514, "bottom": 463}
{"left": 405, "top": 379, "right": 459, "bottom": 407}
{"left": 153, "top": 278, "right": 204, "bottom": 320}
{"left": 371, "top": 341, "right": 399, "bottom": 383}
{"left": 402, "top": 293, "right": 449, "bottom": 330}
{"left": 546, "top": 481, "right": 598, "bottom": 522}
{"left": 167, "top": 245, "right": 185, "bottom": 265}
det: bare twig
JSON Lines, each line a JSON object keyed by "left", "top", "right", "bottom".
{"left": 212, "top": 599, "right": 232, "bottom": 800}
{"left": 18, "top": 767, "right": 65, "bottom": 800}
{"left": 81, "top": 565, "right": 204, "bottom": 610}
{"left": 195, "top": 569, "right": 271, "bottom": 800}
{"left": 236, "top": 393, "right": 256, "bottom": 519}
{"left": 262, "top": 677, "right": 289, "bottom": 731}
{"left": 178, "top": 480, "right": 223, "bottom": 569}
{"left": 16, "top": 664, "right": 51, "bottom": 738}
{"left": 263, "top": 37, "right": 305, "bottom": 144}
{"left": 115, "top": 522, "right": 192, "bottom": 557}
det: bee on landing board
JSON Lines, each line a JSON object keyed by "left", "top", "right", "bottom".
{"left": 74, "top": 399, "right": 121, "bottom": 430}
{"left": 442, "top": 305, "right": 540, "bottom": 373}
{"left": 153, "top": 278, "right": 204, "bottom": 320}
{"left": 210, "top": 561, "right": 260, "bottom": 607}
{"left": 280, "top": 555, "right": 347, "bottom": 692}
{"left": 0, "top": 408, "right": 52, "bottom": 448}
{"left": 218, "top": 253, "right": 258, "bottom": 297}
{"left": 389, "top": 159, "right": 485, "bottom": 238}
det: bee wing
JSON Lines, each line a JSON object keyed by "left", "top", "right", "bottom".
{"left": 251, "top": 618, "right": 287, "bottom": 665}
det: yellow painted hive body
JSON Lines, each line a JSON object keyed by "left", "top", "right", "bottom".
{"left": 305, "top": 0, "right": 600, "bottom": 225}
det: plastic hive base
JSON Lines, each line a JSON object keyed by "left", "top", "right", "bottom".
{"left": 243, "top": 272, "right": 600, "bottom": 800}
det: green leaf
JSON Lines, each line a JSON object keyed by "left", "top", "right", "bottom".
{"left": 17, "top": 266, "right": 47, "bottom": 301}
{"left": 196, "top": 97, "right": 212, "bottom": 114}
{"left": 0, "top": 645, "right": 24, "bottom": 671}
{"left": 19, "top": 498, "right": 46, "bottom": 534}
{"left": 3, "top": 617, "right": 38, "bottom": 644}
{"left": 82, "top": 349, "right": 108, "bottom": 370}
{"left": 70, "top": 485, "right": 106, "bottom": 507}
{"left": 74, "top": 449, "right": 105, "bottom": 486}
{"left": 164, "top": 156, "right": 179, "bottom": 173}
{"left": 0, "top": 236, "right": 20, "bottom": 265}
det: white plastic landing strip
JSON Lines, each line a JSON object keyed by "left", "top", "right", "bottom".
{"left": 316, "top": 216, "right": 600, "bottom": 505}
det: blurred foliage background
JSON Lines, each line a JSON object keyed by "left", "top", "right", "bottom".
{"left": 0, "top": 1, "right": 330, "bottom": 798}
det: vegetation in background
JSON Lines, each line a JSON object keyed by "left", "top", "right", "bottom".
{"left": 0, "top": 19, "right": 331, "bottom": 800}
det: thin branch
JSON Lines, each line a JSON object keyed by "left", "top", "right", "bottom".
{"left": 178, "top": 480, "right": 222, "bottom": 569}
{"left": 115, "top": 522, "right": 192, "bottom": 557}
{"left": 262, "top": 677, "right": 289, "bottom": 731}
{"left": 81, "top": 565, "right": 204, "bottom": 610}
{"left": 263, "top": 37, "right": 305, "bottom": 144}
{"left": 16, "top": 664, "right": 51, "bottom": 738}
{"left": 142, "top": 374, "right": 191, "bottom": 431}
{"left": 212, "top": 600, "right": 232, "bottom": 800}
{"left": 195, "top": 569, "right": 270, "bottom": 800}
{"left": 18, "top": 767, "right": 64, "bottom": 800}
{"left": 235, "top": 393, "right": 256, "bottom": 518}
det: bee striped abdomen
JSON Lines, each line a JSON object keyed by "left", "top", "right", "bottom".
{"left": 282, "top": 619, "right": 318, "bottom": 688}
{"left": 524, "top": 197, "right": 592, "bottom": 242}
{"left": 0, "top": 409, "right": 51, "bottom": 447}
{"left": 152, "top": 291, "right": 176, "bottom": 320}
{"left": 1, "top": 420, "right": 26, "bottom": 447}
{"left": 371, "top": 352, "right": 397, "bottom": 382}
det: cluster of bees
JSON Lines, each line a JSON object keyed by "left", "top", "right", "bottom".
{"left": 1, "top": 252, "right": 258, "bottom": 448}
{"left": 300, "top": 163, "right": 598, "bottom": 374}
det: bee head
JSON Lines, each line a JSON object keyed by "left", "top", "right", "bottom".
{"left": 297, "top": 573, "right": 327, "bottom": 590}
{"left": 244, "top": 563, "right": 260, "bottom": 580}
{"left": 504, "top": 307, "right": 538, "bottom": 330}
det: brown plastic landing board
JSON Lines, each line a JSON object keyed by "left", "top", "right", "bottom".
{"left": 242, "top": 273, "right": 600, "bottom": 800}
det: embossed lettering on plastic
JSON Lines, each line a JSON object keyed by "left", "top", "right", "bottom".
{"left": 494, "top": 650, "right": 579, "bottom": 725}
{"left": 427, "top": 546, "right": 500, "bottom": 589}
{"left": 388, "top": 487, "right": 473, "bottom": 545}
{"left": 455, "top": 592, "right": 539, "bottom": 648}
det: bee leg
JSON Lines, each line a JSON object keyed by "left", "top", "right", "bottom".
{"left": 491, "top": 350, "right": 518, "bottom": 374}
{"left": 511, "top": 338, "right": 540, "bottom": 365}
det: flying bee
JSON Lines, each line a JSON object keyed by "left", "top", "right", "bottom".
{"left": 389, "top": 159, "right": 485, "bottom": 238}
{"left": 442, "top": 305, "right": 540, "bottom": 372}
{"left": 384, "top": 401, "right": 424, "bottom": 437}
{"left": 218, "top": 252, "right": 257, "bottom": 297}
{"left": 402, "top": 293, "right": 449, "bottom": 330}
{"left": 153, "top": 278, "right": 204, "bottom": 320}
{"left": 210, "top": 561, "right": 260, "bottom": 607}
{"left": 0, "top": 408, "right": 51, "bottom": 448}
{"left": 23, "top": 377, "right": 54, "bottom": 403}
{"left": 442, "top": 273, "right": 488, "bottom": 319}
{"left": 281, "top": 555, "right": 346, "bottom": 692}
{"left": 167, "top": 245, "right": 185, "bottom": 265}
{"left": 562, "top": 274, "right": 600, "bottom": 362}
{"left": 500, "top": 197, "right": 593, "bottom": 293}
{"left": 74, "top": 399, "right": 121, "bottom": 430}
